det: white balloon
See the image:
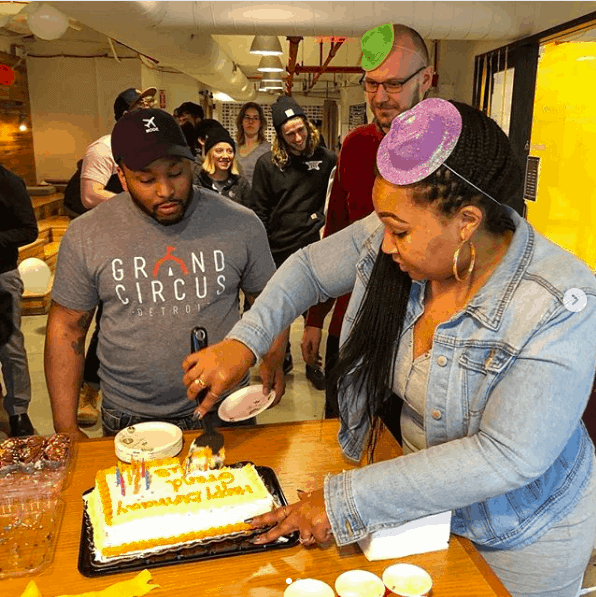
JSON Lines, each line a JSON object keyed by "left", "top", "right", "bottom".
{"left": 28, "top": 4, "right": 69, "bottom": 41}
{"left": 18, "top": 258, "right": 52, "bottom": 294}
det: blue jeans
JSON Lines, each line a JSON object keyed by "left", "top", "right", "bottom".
{"left": 0, "top": 269, "right": 31, "bottom": 416}
{"left": 101, "top": 402, "right": 255, "bottom": 437}
{"left": 478, "top": 461, "right": 596, "bottom": 597}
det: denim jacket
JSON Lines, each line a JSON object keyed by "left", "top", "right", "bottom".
{"left": 228, "top": 208, "right": 596, "bottom": 550}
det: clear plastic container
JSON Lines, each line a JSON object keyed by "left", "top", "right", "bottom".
{"left": 0, "top": 433, "right": 75, "bottom": 578}
{"left": 0, "top": 433, "right": 76, "bottom": 499}
{"left": 0, "top": 495, "right": 65, "bottom": 578}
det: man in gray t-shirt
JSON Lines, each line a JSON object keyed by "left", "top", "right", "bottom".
{"left": 45, "top": 108, "right": 287, "bottom": 440}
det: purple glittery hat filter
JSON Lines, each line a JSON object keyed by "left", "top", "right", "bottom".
{"left": 377, "top": 98, "right": 462, "bottom": 185}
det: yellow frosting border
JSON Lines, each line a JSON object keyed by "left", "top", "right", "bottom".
{"left": 101, "top": 522, "right": 251, "bottom": 557}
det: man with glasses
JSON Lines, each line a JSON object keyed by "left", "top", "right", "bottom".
{"left": 302, "top": 23, "right": 433, "bottom": 414}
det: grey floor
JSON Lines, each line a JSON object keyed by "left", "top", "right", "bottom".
{"left": 0, "top": 314, "right": 328, "bottom": 439}
{"left": 2, "top": 313, "right": 596, "bottom": 590}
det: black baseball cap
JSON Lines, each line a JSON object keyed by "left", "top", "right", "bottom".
{"left": 113, "top": 87, "right": 157, "bottom": 121}
{"left": 111, "top": 108, "right": 195, "bottom": 171}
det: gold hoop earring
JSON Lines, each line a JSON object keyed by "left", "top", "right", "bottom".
{"left": 453, "top": 241, "right": 476, "bottom": 282}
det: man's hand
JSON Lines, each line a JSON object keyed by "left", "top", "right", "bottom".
{"left": 249, "top": 488, "right": 333, "bottom": 547}
{"left": 182, "top": 339, "right": 256, "bottom": 418}
{"left": 301, "top": 326, "right": 323, "bottom": 367}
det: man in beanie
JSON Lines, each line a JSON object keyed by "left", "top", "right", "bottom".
{"left": 302, "top": 24, "right": 433, "bottom": 409}
{"left": 45, "top": 108, "right": 286, "bottom": 440}
{"left": 70, "top": 86, "right": 158, "bottom": 428}
{"left": 250, "top": 95, "right": 336, "bottom": 378}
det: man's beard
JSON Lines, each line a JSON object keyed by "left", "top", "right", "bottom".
{"left": 371, "top": 82, "right": 423, "bottom": 131}
{"left": 130, "top": 187, "right": 193, "bottom": 226}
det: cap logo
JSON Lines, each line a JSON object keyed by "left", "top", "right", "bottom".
{"left": 284, "top": 108, "right": 295, "bottom": 118}
{"left": 143, "top": 117, "right": 159, "bottom": 133}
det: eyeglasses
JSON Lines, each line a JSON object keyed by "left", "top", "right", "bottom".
{"left": 243, "top": 115, "right": 260, "bottom": 122}
{"left": 362, "top": 66, "right": 427, "bottom": 94}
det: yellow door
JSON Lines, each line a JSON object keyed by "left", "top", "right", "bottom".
{"left": 526, "top": 39, "right": 596, "bottom": 270}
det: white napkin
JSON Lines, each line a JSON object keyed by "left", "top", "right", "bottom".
{"left": 358, "top": 511, "right": 452, "bottom": 561}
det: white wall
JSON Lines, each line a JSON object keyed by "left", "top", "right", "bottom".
{"left": 26, "top": 55, "right": 209, "bottom": 180}
{"left": 140, "top": 64, "right": 204, "bottom": 113}
{"left": 27, "top": 56, "right": 140, "bottom": 180}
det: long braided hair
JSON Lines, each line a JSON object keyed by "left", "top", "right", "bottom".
{"left": 328, "top": 101, "right": 523, "bottom": 461}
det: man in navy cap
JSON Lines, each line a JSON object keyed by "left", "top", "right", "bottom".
{"left": 45, "top": 109, "right": 286, "bottom": 439}
{"left": 70, "top": 86, "right": 158, "bottom": 428}
{"left": 250, "top": 95, "right": 336, "bottom": 381}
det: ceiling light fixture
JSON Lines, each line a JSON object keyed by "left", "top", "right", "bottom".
{"left": 250, "top": 35, "right": 283, "bottom": 56}
{"left": 261, "top": 79, "right": 283, "bottom": 89}
{"left": 257, "top": 55, "right": 284, "bottom": 73}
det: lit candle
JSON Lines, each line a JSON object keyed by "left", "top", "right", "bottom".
{"left": 115, "top": 466, "right": 121, "bottom": 488}
{"left": 141, "top": 459, "right": 146, "bottom": 478}
{"left": 145, "top": 469, "right": 150, "bottom": 490}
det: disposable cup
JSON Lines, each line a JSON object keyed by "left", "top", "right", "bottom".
{"left": 335, "top": 569, "right": 385, "bottom": 596}
{"left": 382, "top": 564, "right": 432, "bottom": 596}
{"left": 284, "top": 578, "right": 336, "bottom": 597}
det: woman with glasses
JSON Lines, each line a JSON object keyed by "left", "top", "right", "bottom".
{"left": 235, "top": 102, "right": 271, "bottom": 187}
{"left": 196, "top": 126, "right": 251, "bottom": 208}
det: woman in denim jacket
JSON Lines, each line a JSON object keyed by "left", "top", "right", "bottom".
{"left": 184, "top": 100, "right": 596, "bottom": 596}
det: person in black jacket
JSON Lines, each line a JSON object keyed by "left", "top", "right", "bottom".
{"left": 250, "top": 96, "right": 336, "bottom": 378}
{"left": 0, "top": 165, "right": 38, "bottom": 436}
{"left": 195, "top": 126, "right": 251, "bottom": 208}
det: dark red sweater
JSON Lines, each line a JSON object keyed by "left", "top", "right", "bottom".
{"left": 306, "top": 122, "right": 384, "bottom": 337}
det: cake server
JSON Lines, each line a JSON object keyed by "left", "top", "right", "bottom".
{"left": 186, "top": 327, "right": 225, "bottom": 472}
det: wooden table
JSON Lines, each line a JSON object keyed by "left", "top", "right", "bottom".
{"left": 4, "top": 421, "right": 511, "bottom": 596}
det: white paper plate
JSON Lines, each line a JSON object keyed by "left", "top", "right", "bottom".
{"left": 114, "top": 421, "right": 183, "bottom": 463}
{"left": 382, "top": 564, "right": 432, "bottom": 597}
{"left": 284, "top": 579, "right": 335, "bottom": 597}
{"left": 335, "top": 570, "right": 385, "bottom": 597}
{"left": 217, "top": 385, "right": 276, "bottom": 422}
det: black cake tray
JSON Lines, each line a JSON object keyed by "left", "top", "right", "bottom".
{"left": 78, "top": 462, "right": 299, "bottom": 577}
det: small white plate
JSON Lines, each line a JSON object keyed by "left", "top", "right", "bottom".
{"left": 217, "top": 385, "right": 276, "bottom": 422}
{"left": 335, "top": 569, "right": 385, "bottom": 597}
{"left": 382, "top": 563, "right": 432, "bottom": 596}
{"left": 284, "top": 579, "right": 335, "bottom": 597}
{"left": 114, "top": 421, "right": 183, "bottom": 463}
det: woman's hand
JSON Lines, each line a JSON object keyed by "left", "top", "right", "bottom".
{"left": 249, "top": 488, "right": 333, "bottom": 546}
{"left": 182, "top": 339, "right": 255, "bottom": 417}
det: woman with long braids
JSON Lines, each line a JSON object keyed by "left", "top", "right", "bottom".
{"left": 183, "top": 99, "right": 596, "bottom": 596}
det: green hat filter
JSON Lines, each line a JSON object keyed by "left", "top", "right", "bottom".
{"left": 361, "top": 23, "right": 395, "bottom": 71}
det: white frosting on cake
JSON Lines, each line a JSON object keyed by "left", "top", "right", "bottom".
{"left": 84, "top": 459, "right": 276, "bottom": 561}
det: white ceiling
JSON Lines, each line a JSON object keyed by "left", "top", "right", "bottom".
{"left": 1, "top": 1, "right": 595, "bottom": 99}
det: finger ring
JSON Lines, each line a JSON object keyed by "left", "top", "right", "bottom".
{"left": 194, "top": 378, "right": 206, "bottom": 387}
